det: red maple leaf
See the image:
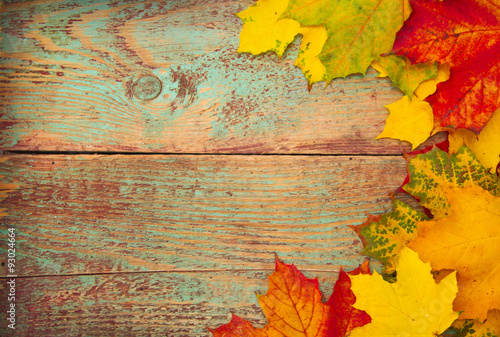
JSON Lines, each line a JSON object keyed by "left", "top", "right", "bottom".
{"left": 209, "top": 257, "right": 371, "bottom": 337}
{"left": 392, "top": 0, "right": 500, "bottom": 132}
{"left": 325, "top": 261, "right": 372, "bottom": 336}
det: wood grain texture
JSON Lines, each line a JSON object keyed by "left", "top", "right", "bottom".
{"left": 0, "top": 154, "right": 406, "bottom": 277}
{"left": 0, "top": 0, "right": 423, "bottom": 154}
{"left": 0, "top": 269, "right": 348, "bottom": 336}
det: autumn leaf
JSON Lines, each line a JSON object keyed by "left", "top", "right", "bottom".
{"left": 371, "top": 54, "right": 438, "bottom": 98}
{"left": 349, "top": 247, "right": 459, "bottom": 336}
{"left": 392, "top": 0, "right": 500, "bottom": 132}
{"left": 451, "top": 309, "right": 500, "bottom": 337}
{"left": 350, "top": 199, "right": 427, "bottom": 273}
{"left": 281, "top": 0, "right": 411, "bottom": 83}
{"left": 236, "top": 0, "right": 300, "bottom": 57}
{"left": 396, "top": 139, "right": 450, "bottom": 194}
{"left": 377, "top": 96, "right": 434, "bottom": 150}
{"left": 404, "top": 146, "right": 500, "bottom": 219}
{"left": 256, "top": 256, "right": 330, "bottom": 336}
{"left": 295, "top": 26, "right": 328, "bottom": 86}
{"left": 209, "top": 257, "right": 372, "bottom": 336}
{"left": 210, "top": 315, "right": 267, "bottom": 337}
{"left": 409, "top": 185, "right": 500, "bottom": 320}
{"left": 375, "top": 62, "right": 450, "bottom": 150}
{"left": 447, "top": 107, "right": 500, "bottom": 174}
{"left": 325, "top": 261, "right": 372, "bottom": 336}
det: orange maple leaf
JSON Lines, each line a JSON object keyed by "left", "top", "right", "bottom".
{"left": 392, "top": 0, "right": 500, "bottom": 132}
{"left": 209, "top": 257, "right": 371, "bottom": 337}
{"left": 409, "top": 185, "right": 500, "bottom": 320}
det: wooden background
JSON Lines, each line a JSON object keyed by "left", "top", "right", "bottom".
{"left": 0, "top": 0, "right": 443, "bottom": 335}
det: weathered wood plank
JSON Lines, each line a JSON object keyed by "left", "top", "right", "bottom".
{"left": 0, "top": 0, "right": 423, "bottom": 154}
{"left": 0, "top": 269, "right": 348, "bottom": 336}
{"left": 0, "top": 154, "right": 404, "bottom": 276}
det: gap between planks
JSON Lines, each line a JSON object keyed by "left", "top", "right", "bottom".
{"left": 2, "top": 150, "right": 404, "bottom": 157}
{"left": 0, "top": 267, "right": 342, "bottom": 280}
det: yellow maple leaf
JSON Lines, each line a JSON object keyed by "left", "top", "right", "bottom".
{"left": 349, "top": 247, "right": 459, "bottom": 336}
{"left": 295, "top": 26, "right": 327, "bottom": 87}
{"left": 376, "top": 63, "right": 450, "bottom": 150}
{"left": 409, "top": 185, "right": 500, "bottom": 320}
{"left": 376, "top": 95, "right": 434, "bottom": 150}
{"left": 447, "top": 107, "right": 500, "bottom": 174}
{"left": 236, "top": 0, "right": 300, "bottom": 57}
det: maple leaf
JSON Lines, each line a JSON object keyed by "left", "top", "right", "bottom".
{"left": 209, "top": 257, "right": 371, "bottom": 336}
{"left": 236, "top": 0, "right": 301, "bottom": 57}
{"left": 371, "top": 54, "right": 438, "bottom": 98}
{"left": 349, "top": 247, "right": 459, "bottom": 336}
{"left": 377, "top": 95, "right": 434, "bottom": 150}
{"left": 236, "top": 0, "right": 328, "bottom": 87}
{"left": 447, "top": 107, "right": 500, "bottom": 174}
{"left": 392, "top": 0, "right": 500, "bottom": 132}
{"left": 210, "top": 315, "right": 267, "bottom": 337}
{"left": 350, "top": 199, "right": 427, "bottom": 273}
{"left": 325, "top": 261, "right": 372, "bottom": 336}
{"left": 295, "top": 26, "right": 328, "bottom": 86}
{"left": 409, "top": 185, "right": 500, "bottom": 320}
{"left": 281, "top": 0, "right": 411, "bottom": 82}
{"left": 404, "top": 146, "right": 500, "bottom": 219}
{"left": 256, "top": 257, "right": 330, "bottom": 336}
{"left": 375, "top": 62, "right": 450, "bottom": 150}
{"left": 451, "top": 309, "right": 500, "bottom": 337}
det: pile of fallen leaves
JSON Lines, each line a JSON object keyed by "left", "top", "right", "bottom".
{"left": 210, "top": 0, "right": 500, "bottom": 335}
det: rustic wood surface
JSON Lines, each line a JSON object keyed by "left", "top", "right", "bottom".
{"left": 0, "top": 0, "right": 441, "bottom": 336}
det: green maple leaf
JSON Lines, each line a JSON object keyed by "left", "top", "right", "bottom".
{"left": 404, "top": 146, "right": 500, "bottom": 219}
{"left": 350, "top": 199, "right": 427, "bottom": 273}
{"left": 281, "top": 0, "right": 412, "bottom": 82}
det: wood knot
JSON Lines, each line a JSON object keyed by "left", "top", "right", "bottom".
{"left": 131, "top": 75, "right": 162, "bottom": 100}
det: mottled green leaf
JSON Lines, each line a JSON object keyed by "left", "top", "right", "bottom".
{"left": 450, "top": 309, "right": 500, "bottom": 337}
{"left": 404, "top": 146, "right": 500, "bottom": 219}
{"left": 350, "top": 199, "right": 427, "bottom": 273}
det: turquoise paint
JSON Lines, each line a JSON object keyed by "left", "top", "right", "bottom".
{"left": 0, "top": 155, "right": 396, "bottom": 275}
{"left": 7, "top": 271, "right": 278, "bottom": 336}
